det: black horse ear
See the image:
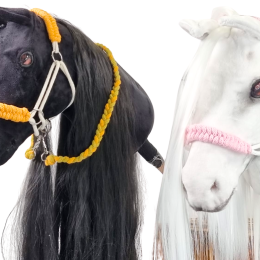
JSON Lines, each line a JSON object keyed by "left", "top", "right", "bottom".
{"left": 0, "top": 8, "right": 31, "bottom": 25}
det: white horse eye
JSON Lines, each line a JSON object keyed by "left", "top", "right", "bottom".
{"left": 20, "top": 51, "right": 33, "bottom": 67}
{"left": 251, "top": 80, "right": 260, "bottom": 98}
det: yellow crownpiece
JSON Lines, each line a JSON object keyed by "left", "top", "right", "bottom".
{"left": 31, "top": 8, "right": 61, "bottom": 43}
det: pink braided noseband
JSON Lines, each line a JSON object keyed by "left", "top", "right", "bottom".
{"left": 185, "top": 125, "right": 252, "bottom": 154}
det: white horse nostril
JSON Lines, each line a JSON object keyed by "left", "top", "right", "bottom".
{"left": 211, "top": 181, "right": 218, "bottom": 192}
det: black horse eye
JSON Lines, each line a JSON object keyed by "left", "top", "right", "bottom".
{"left": 0, "top": 19, "right": 6, "bottom": 29}
{"left": 20, "top": 52, "right": 33, "bottom": 67}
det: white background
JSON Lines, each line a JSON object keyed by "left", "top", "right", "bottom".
{"left": 0, "top": 1, "right": 259, "bottom": 259}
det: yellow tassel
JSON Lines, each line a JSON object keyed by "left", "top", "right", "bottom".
{"left": 25, "top": 150, "right": 35, "bottom": 160}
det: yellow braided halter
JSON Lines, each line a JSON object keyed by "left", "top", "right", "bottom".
{"left": 24, "top": 9, "right": 121, "bottom": 166}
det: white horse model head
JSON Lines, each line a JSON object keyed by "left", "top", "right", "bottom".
{"left": 181, "top": 10, "right": 260, "bottom": 212}
{"left": 155, "top": 6, "right": 260, "bottom": 260}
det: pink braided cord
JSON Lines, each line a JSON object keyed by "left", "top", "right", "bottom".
{"left": 186, "top": 124, "right": 252, "bottom": 154}
{"left": 252, "top": 16, "right": 260, "bottom": 22}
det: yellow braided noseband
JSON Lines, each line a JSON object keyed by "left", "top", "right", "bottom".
{"left": 0, "top": 103, "right": 30, "bottom": 122}
{"left": 24, "top": 10, "right": 121, "bottom": 166}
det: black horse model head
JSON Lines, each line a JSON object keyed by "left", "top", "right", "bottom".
{"left": 0, "top": 7, "right": 162, "bottom": 260}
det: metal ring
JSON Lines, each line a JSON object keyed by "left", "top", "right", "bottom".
{"left": 40, "top": 120, "right": 52, "bottom": 135}
{"left": 41, "top": 151, "right": 49, "bottom": 162}
{"left": 29, "top": 109, "right": 46, "bottom": 127}
{"left": 51, "top": 51, "right": 63, "bottom": 62}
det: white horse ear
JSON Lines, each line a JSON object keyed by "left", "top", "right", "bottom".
{"left": 179, "top": 19, "right": 219, "bottom": 40}
{"left": 211, "top": 6, "right": 238, "bottom": 21}
{"left": 179, "top": 6, "right": 238, "bottom": 40}
{"left": 219, "top": 15, "right": 260, "bottom": 40}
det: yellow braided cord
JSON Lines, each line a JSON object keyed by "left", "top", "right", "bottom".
{"left": 0, "top": 103, "right": 30, "bottom": 122}
{"left": 43, "top": 44, "right": 121, "bottom": 166}
{"left": 25, "top": 135, "right": 35, "bottom": 160}
{"left": 31, "top": 8, "right": 61, "bottom": 43}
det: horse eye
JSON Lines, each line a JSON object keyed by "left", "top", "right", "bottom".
{"left": 0, "top": 19, "right": 6, "bottom": 29}
{"left": 251, "top": 80, "right": 260, "bottom": 98}
{"left": 20, "top": 52, "right": 33, "bottom": 67}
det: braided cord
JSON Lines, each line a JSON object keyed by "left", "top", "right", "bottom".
{"left": 0, "top": 103, "right": 30, "bottom": 122}
{"left": 31, "top": 8, "right": 61, "bottom": 43}
{"left": 25, "top": 44, "right": 122, "bottom": 165}
{"left": 186, "top": 124, "right": 252, "bottom": 154}
{"left": 44, "top": 44, "right": 121, "bottom": 166}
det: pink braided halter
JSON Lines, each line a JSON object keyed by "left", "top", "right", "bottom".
{"left": 185, "top": 125, "right": 253, "bottom": 154}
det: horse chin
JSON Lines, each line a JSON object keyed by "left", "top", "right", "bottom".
{"left": 182, "top": 161, "right": 239, "bottom": 212}
{"left": 181, "top": 142, "right": 248, "bottom": 212}
{"left": 185, "top": 187, "right": 235, "bottom": 212}
{"left": 0, "top": 146, "right": 17, "bottom": 165}
{"left": 0, "top": 131, "right": 26, "bottom": 165}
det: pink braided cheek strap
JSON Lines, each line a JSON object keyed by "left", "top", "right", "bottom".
{"left": 185, "top": 124, "right": 260, "bottom": 155}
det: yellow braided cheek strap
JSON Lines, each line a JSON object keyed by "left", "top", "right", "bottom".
{"left": 26, "top": 44, "right": 121, "bottom": 166}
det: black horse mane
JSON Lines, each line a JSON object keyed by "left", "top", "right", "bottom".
{"left": 3, "top": 18, "right": 142, "bottom": 260}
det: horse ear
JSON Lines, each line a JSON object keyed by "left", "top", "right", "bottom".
{"left": 179, "top": 19, "right": 218, "bottom": 40}
{"left": 179, "top": 6, "right": 238, "bottom": 40}
{"left": 0, "top": 8, "right": 31, "bottom": 25}
{"left": 211, "top": 6, "right": 238, "bottom": 21}
{"left": 219, "top": 15, "right": 260, "bottom": 40}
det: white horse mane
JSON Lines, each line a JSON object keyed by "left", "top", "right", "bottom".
{"left": 155, "top": 6, "right": 260, "bottom": 260}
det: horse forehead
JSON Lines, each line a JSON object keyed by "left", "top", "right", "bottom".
{"left": 205, "top": 34, "right": 260, "bottom": 78}
{"left": 0, "top": 12, "right": 48, "bottom": 44}
{"left": 4, "top": 23, "right": 31, "bottom": 41}
{"left": 0, "top": 20, "right": 51, "bottom": 62}
{"left": 225, "top": 27, "right": 260, "bottom": 54}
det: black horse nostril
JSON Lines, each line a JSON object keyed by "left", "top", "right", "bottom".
{"left": 211, "top": 181, "right": 218, "bottom": 192}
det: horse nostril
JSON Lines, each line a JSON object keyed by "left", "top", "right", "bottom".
{"left": 210, "top": 181, "right": 218, "bottom": 192}
{"left": 193, "top": 206, "right": 203, "bottom": 212}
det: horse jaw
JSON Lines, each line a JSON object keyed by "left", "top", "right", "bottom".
{"left": 243, "top": 157, "right": 260, "bottom": 194}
